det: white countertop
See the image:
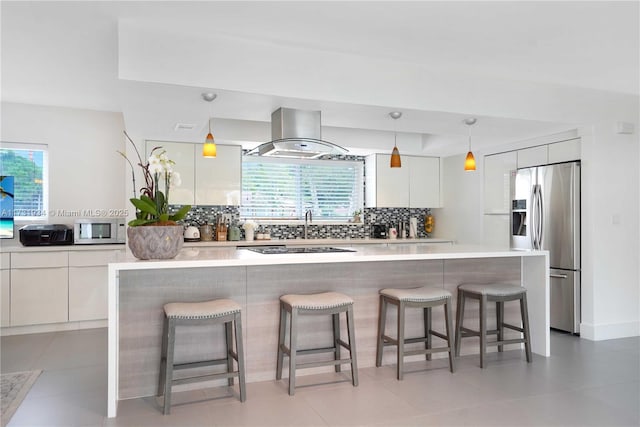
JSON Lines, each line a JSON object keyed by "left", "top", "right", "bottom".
{"left": 0, "top": 243, "right": 127, "bottom": 253}
{"left": 110, "top": 244, "right": 546, "bottom": 271}
{"left": 184, "top": 237, "right": 452, "bottom": 247}
{"left": 0, "top": 237, "right": 451, "bottom": 253}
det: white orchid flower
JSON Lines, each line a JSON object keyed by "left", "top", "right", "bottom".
{"left": 148, "top": 162, "right": 164, "bottom": 176}
{"left": 170, "top": 172, "right": 182, "bottom": 188}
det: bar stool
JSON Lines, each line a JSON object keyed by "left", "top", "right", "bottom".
{"left": 454, "top": 283, "right": 532, "bottom": 368}
{"left": 276, "top": 291, "right": 358, "bottom": 395}
{"left": 376, "top": 287, "right": 455, "bottom": 380}
{"left": 157, "top": 299, "right": 246, "bottom": 415}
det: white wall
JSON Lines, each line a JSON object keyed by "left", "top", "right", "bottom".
{"left": 449, "top": 123, "right": 640, "bottom": 340}
{"left": 579, "top": 121, "right": 640, "bottom": 340}
{"left": 1, "top": 102, "right": 126, "bottom": 237}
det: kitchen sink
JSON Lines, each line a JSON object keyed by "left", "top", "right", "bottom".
{"left": 247, "top": 246, "right": 355, "bottom": 254}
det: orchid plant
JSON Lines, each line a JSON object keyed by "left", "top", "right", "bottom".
{"left": 119, "top": 131, "right": 191, "bottom": 226}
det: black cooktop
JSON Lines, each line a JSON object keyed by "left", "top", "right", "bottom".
{"left": 247, "top": 246, "right": 355, "bottom": 254}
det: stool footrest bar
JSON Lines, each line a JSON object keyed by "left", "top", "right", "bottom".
{"left": 173, "top": 359, "right": 229, "bottom": 371}
{"left": 404, "top": 347, "right": 451, "bottom": 357}
{"left": 296, "top": 346, "right": 338, "bottom": 356}
{"left": 171, "top": 371, "right": 239, "bottom": 386}
{"left": 429, "top": 331, "right": 449, "bottom": 341}
{"left": 503, "top": 323, "right": 524, "bottom": 333}
{"left": 296, "top": 358, "right": 355, "bottom": 370}
{"left": 488, "top": 338, "right": 526, "bottom": 347}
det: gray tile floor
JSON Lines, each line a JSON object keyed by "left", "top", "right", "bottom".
{"left": 1, "top": 328, "right": 638, "bottom": 426}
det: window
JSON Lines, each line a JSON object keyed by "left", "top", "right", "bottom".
{"left": 241, "top": 156, "right": 364, "bottom": 220}
{"left": 0, "top": 143, "right": 48, "bottom": 219}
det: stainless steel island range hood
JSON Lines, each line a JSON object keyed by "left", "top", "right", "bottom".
{"left": 247, "top": 108, "right": 348, "bottom": 158}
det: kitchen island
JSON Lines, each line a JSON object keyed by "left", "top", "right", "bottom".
{"left": 107, "top": 244, "right": 549, "bottom": 417}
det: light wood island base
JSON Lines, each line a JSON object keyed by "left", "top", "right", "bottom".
{"left": 108, "top": 245, "right": 549, "bottom": 417}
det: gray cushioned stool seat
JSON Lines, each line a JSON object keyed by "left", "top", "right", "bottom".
{"left": 280, "top": 291, "right": 354, "bottom": 310}
{"left": 457, "top": 283, "right": 526, "bottom": 297}
{"left": 164, "top": 299, "right": 241, "bottom": 319}
{"left": 380, "top": 287, "right": 452, "bottom": 302}
{"left": 277, "top": 291, "right": 358, "bottom": 395}
{"left": 376, "top": 287, "right": 455, "bottom": 380}
{"left": 455, "top": 283, "right": 531, "bottom": 368}
{"left": 158, "top": 298, "right": 246, "bottom": 415}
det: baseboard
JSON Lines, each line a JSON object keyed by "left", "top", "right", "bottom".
{"left": 0, "top": 319, "right": 107, "bottom": 336}
{"left": 580, "top": 320, "right": 640, "bottom": 341}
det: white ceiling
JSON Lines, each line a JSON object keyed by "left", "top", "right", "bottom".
{"left": 2, "top": 1, "right": 638, "bottom": 156}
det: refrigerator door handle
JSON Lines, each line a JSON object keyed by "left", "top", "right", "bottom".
{"left": 550, "top": 273, "right": 568, "bottom": 279}
{"left": 529, "top": 188, "right": 537, "bottom": 249}
{"left": 537, "top": 185, "right": 544, "bottom": 249}
{"left": 531, "top": 185, "right": 543, "bottom": 250}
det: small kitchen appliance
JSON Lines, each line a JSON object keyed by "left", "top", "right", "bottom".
{"left": 184, "top": 226, "right": 201, "bottom": 242}
{"left": 199, "top": 224, "right": 213, "bottom": 241}
{"left": 73, "top": 218, "right": 126, "bottom": 245}
{"left": 19, "top": 224, "right": 73, "bottom": 246}
{"left": 371, "top": 224, "right": 387, "bottom": 239}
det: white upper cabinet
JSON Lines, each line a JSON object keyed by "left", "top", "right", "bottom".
{"left": 548, "top": 138, "right": 581, "bottom": 164}
{"left": 146, "top": 141, "right": 195, "bottom": 205}
{"left": 147, "top": 141, "right": 242, "bottom": 206}
{"left": 366, "top": 154, "right": 441, "bottom": 208}
{"left": 484, "top": 151, "right": 517, "bottom": 214}
{"left": 368, "top": 154, "right": 409, "bottom": 207}
{"left": 517, "top": 145, "right": 548, "bottom": 168}
{"left": 195, "top": 145, "right": 242, "bottom": 206}
{"left": 483, "top": 214, "right": 511, "bottom": 248}
{"left": 408, "top": 156, "right": 440, "bottom": 208}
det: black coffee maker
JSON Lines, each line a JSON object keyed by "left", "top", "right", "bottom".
{"left": 371, "top": 224, "right": 387, "bottom": 239}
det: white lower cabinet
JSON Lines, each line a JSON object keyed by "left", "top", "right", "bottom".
{"left": 68, "top": 250, "right": 121, "bottom": 321}
{"left": 1, "top": 253, "right": 9, "bottom": 327}
{"left": 1, "top": 270, "right": 9, "bottom": 327}
{"left": 4, "top": 248, "right": 123, "bottom": 328}
{"left": 10, "top": 252, "right": 68, "bottom": 326}
{"left": 68, "top": 266, "right": 108, "bottom": 321}
{"left": 11, "top": 266, "right": 68, "bottom": 326}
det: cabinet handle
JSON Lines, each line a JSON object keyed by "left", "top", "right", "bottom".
{"left": 550, "top": 273, "right": 568, "bottom": 279}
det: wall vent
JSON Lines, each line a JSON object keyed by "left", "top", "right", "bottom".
{"left": 174, "top": 123, "right": 197, "bottom": 131}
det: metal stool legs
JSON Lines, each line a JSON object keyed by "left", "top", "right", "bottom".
{"left": 158, "top": 310, "right": 246, "bottom": 415}
{"left": 376, "top": 293, "right": 455, "bottom": 380}
{"left": 455, "top": 286, "right": 532, "bottom": 368}
{"left": 276, "top": 301, "right": 358, "bottom": 395}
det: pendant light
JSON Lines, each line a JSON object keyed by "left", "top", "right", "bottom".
{"left": 202, "top": 92, "right": 217, "bottom": 158}
{"left": 389, "top": 111, "right": 402, "bottom": 168}
{"left": 464, "top": 117, "right": 477, "bottom": 171}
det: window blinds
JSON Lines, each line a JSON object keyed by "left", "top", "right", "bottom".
{"left": 241, "top": 156, "right": 364, "bottom": 220}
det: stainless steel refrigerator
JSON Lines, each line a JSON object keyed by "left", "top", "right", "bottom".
{"left": 510, "top": 161, "right": 581, "bottom": 334}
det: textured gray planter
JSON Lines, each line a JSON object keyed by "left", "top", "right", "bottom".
{"left": 127, "top": 225, "right": 183, "bottom": 260}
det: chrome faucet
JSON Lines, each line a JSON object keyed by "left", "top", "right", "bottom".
{"left": 304, "top": 209, "right": 312, "bottom": 239}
